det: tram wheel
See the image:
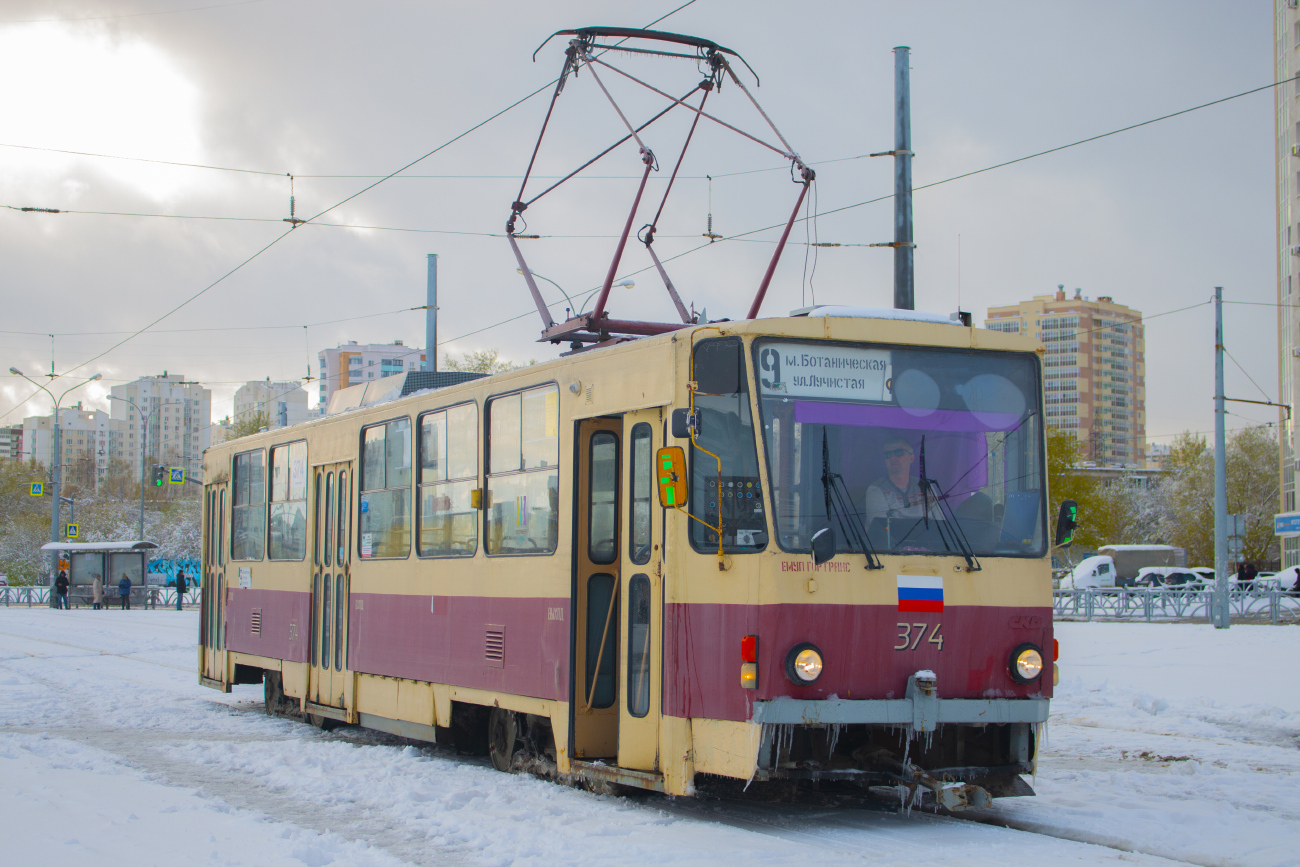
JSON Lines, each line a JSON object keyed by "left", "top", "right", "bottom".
{"left": 488, "top": 707, "right": 518, "bottom": 773}
{"left": 308, "top": 713, "right": 337, "bottom": 731}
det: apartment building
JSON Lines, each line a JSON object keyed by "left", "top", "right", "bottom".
{"left": 234, "top": 379, "right": 310, "bottom": 430}
{"left": 107, "top": 372, "right": 212, "bottom": 480}
{"left": 986, "top": 287, "right": 1146, "bottom": 466}
{"left": 316, "top": 340, "right": 426, "bottom": 415}
{"left": 21, "top": 403, "right": 112, "bottom": 488}
{"left": 0, "top": 425, "right": 21, "bottom": 461}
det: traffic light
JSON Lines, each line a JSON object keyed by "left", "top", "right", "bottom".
{"left": 153, "top": 465, "right": 166, "bottom": 486}
{"left": 1054, "top": 499, "right": 1078, "bottom": 549}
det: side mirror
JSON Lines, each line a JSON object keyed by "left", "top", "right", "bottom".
{"left": 811, "top": 526, "right": 836, "bottom": 566}
{"left": 656, "top": 447, "right": 687, "bottom": 508}
{"left": 1054, "top": 499, "right": 1077, "bottom": 548}
{"left": 670, "top": 408, "right": 700, "bottom": 440}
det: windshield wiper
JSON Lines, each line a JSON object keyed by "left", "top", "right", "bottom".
{"left": 918, "top": 434, "right": 981, "bottom": 572}
{"left": 822, "top": 429, "right": 883, "bottom": 570}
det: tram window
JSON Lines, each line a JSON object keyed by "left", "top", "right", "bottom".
{"left": 627, "top": 574, "right": 651, "bottom": 717}
{"left": 418, "top": 403, "right": 479, "bottom": 557}
{"left": 359, "top": 418, "right": 411, "bottom": 559}
{"left": 218, "top": 489, "right": 225, "bottom": 567}
{"left": 313, "top": 473, "right": 322, "bottom": 567}
{"left": 321, "top": 572, "right": 331, "bottom": 669}
{"left": 324, "top": 472, "right": 334, "bottom": 568}
{"left": 753, "top": 339, "right": 1047, "bottom": 559}
{"left": 338, "top": 470, "right": 349, "bottom": 565}
{"left": 334, "top": 574, "right": 345, "bottom": 671}
{"left": 629, "top": 424, "right": 652, "bottom": 565}
{"left": 231, "top": 450, "right": 265, "bottom": 561}
{"left": 311, "top": 574, "right": 320, "bottom": 667}
{"left": 688, "top": 338, "right": 767, "bottom": 554}
{"left": 589, "top": 431, "right": 619, "bottom": 564}
{"left": 486, "top": 385, "right": 559, "bottom": 555}
{"left": 585, "top": 573, "right": 617, "bottom": 709}
{"left": 268, "top": 441, "right": 308, "bottom": 561}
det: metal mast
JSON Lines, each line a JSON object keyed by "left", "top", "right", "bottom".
{"left": 426, "top": 254, "right": 438, "bottom": 372}
{"left": 1213, "top": 287, "right": 1230, "bottom": 628}
{"left": 893, "top": 46, "right": 914, "bottom": 310}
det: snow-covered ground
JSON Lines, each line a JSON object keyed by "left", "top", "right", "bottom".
{"left": 0, "top": 611, "right": 1296, "bottom": 866}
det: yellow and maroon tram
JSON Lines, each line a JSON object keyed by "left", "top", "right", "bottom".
{"left": 199, "top": 309, "right": 1060, "bottom": 808}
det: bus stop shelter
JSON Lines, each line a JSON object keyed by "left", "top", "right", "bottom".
{"left": 40, "top": 541, "right": 158, "bottom": 607}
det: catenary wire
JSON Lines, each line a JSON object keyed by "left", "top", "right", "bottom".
{"left": 0, "top": 1, "right": 700, "bottom": 422}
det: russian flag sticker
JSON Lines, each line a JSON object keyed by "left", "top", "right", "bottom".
{"left": 897, "top": 575, "right": 944, "bottom": 613}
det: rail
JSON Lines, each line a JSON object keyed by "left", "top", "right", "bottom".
{"left": 1, "top": 586, "right": 201, "bottom": 609}
{"left": 1053, "top": 587, "right": 1300, "bottom": 625}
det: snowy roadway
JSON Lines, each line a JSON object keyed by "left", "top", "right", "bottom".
{"left": 1, "top": 610, "right": 1296, "bottom": 866}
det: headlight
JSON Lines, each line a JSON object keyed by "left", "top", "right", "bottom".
{"left": 1010, "top": 644, "right": 1043, "bottom": 683}
{"left": 784, "top": 642, "right": 824, "bottom": 684}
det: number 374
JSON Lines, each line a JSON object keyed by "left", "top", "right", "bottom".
{"left": 895, "top": 622, "right": 944, "bottom": 651}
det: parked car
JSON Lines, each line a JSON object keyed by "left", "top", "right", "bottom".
{"left": 1059, "top": 555, "right": 1116, "bottom": 590}
{"left": 1134, "top": 567, "right": 1204, "bottom": 587}
{"left": 1270, "top": 566, "right": 1300, "bottom": 592}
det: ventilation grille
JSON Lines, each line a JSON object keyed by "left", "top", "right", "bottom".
{"left": 484, "top": 624, "right": 505, "bottom": 668}
{"left": 250, "top": 608, "right": 262, "bottom": 637}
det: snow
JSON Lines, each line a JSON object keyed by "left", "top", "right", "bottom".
{"left": 1, "top": 610, "right": 1296, "bottom": 866}
{"left": 790, "top": 305, "right": 958, "bottom": 325}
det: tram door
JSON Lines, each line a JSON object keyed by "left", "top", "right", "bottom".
{"left": 618, "top": 410, "right": 663, "bottom": 771}
{"left": 309, "top": 462, "right": 353, "bottom": 709}
{"left": 573, "top": 418, "right": 622, "bottom": 759}
{"left": 201, "top": 479, "right": 228, "bottom": 682}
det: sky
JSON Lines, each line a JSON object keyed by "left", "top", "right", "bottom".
{"left": 0, "top": 0, "right": 1282, "bottom": 446}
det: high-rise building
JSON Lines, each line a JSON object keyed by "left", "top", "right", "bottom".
{"left": 0, "top": 425, "right": 22, "bottom": 461}
{"left": 21, "top": 403, "right": 113, "bottom": 488}
{"left": 1274, "top": 0, "right": 1298, "bottom": 567}
{"left": 234, "top": 379, "right": 310, "bottom": 430}
{"left": 108, "top": 373, "right": 212, "bottom": 480}
{"left": 316, "top": 340, "right": 426, "bottom": 415}
{"left": 986, "top": 287, "right": 1146, "bottom": 466}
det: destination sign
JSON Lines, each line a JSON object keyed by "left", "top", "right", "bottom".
{"left": 757, "top": 342, "right": 891, "bottom": 401}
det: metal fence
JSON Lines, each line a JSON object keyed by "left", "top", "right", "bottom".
{"left": 1, "top": 586, "right": 201, "bottom": 609}
{"left": 1054, "top": 587, "right": 1300, "bottom": 625}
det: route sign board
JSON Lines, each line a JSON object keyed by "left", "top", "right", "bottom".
{"left": 169, "top": 468, "right": 185, "bottom": 485}
{"left": 66, "top": 523, "right": 79, "bottom": 539}
{"left": 29, "top": 483, "right": 42, "bottom": 497}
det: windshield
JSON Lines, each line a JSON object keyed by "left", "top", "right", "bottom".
{"left": 755, "top": 339, "right": 1046, "bottom": 559}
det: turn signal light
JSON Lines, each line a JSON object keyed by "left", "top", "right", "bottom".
{"left": 740, "top": 662, "right": 758, "bottom": 689}
{"left": 741, "top": 635, "right": 758, "bottom": 663}
{"left": 740, "top": 635, "right": 758, "bottom": 689}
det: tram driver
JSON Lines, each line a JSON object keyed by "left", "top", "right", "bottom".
{"left": 863, "top": 435, "right": 941, "bottom": 527}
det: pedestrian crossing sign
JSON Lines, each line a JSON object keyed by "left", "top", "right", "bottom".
{"left": 30, "top": 483, "right": 42, "bottom": 496}
{"left": 169, "top": 468, "right": 184, "bottom": 484}
{"left": 66, "top": 523, "right": 79, "bottom": 539}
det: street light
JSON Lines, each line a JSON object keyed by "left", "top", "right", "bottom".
{"left": 108, "top": 393, "right": 186, "bottom": 542}
{"left": 10, "top": 368, "right": 101, "bottom": 597}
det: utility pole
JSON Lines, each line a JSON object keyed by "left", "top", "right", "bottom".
{"left": 426, "top": 254, "right": 438, "bottom": 372}
{"left": 893, "top": 46, "right": 914, "bottom": 310}
{"left": 1213, "top": 287, "right": 1230, "bottom": 629}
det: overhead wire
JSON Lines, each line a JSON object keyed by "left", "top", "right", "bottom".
{"left": 0, "top": 0, "right": 700, "bottom": 423}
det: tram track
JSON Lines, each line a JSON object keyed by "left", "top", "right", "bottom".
{"left": 0, "top": 628, "right": 194, "bottom": 672}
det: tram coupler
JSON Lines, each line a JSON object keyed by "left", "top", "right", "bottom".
{"left": 872, "top": 750, "right": 993, "bottom": 812}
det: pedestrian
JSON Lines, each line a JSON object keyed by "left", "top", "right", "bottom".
{"left": 174, "top": 570, "right": 187, "bottom": 611}
{"left": 92, "top": 573, "right": 104, "bottom": 610}
{"left": 118, "top": 573, "right": 132, "bottom": 610}
{"left": 55, "top": 570, "right": 69, "bottom": 610}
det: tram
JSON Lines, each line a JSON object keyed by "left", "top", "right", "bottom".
{"left": 199, "top": 308, "right": 1062, "bottom": 809}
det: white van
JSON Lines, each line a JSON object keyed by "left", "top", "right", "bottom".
{"left": 1060, "top": 555, "right": 1116, "bottom": 590}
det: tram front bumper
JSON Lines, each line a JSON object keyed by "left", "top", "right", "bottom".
{"left": 751, "top": 675, "right": 1049, "bottom": 732}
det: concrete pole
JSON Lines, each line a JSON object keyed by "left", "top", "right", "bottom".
{"left": 426, "top": 254, "right": 438, "bottom": 372}
{"left": 1213, "top": 286, "right": 1230, "bottom": 629}
{"left": 893, "top": 46, "right": 914, "bottom": 311}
